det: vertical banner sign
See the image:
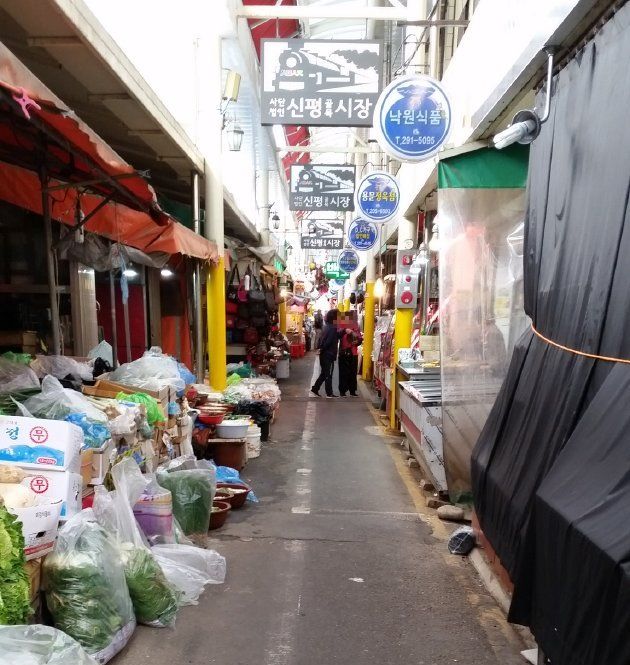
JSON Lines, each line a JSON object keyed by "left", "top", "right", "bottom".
{"left": 290, "top": 164, "right": 356, "bottom": 211}
{"left": 338, "top": 249, "right": 360, "bottom": 273}
{"left": 261, "top": 39, "right": 383, "bottom": 126}
{"left": 355, "top": 171, "right": 400, "bottom": 222}
{"left": 374, "top": 74, "right": 451, "bottom": 162}
{"left": 301, "top": 219, "right": 344, "bottom": 249}
{"left": 347, "top": 218, "right": 378, "bottom": 251}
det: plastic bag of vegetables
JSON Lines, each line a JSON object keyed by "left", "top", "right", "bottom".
{"left": 93, "top": 459, "right": 180, "bottom": 628}
{"left": 43, "top": 509, "right": 135, "bottom": 664}
{"left": 156, "top": 457, "right": 216, "bottom": 538}
{"left": 0, "top": 624, "right": 97, "bottom": 664}
{"left": 0, "top": 504, "right": 30, "bottom": 625}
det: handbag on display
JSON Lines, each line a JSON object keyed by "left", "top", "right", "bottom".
{"left": 226, "top": 315, "right": 237, "bottom": 329}
{"left": 226, "top": 300, "right": 238, "bottom": 315}
{"left": 237, "top": 303, "right": 250, "bottom": 319}
{"left": 226, "top": 265, "right": 241, "bottom": 303}
{"left": 243, "top": 327, "right": 259, "bottom": 345}
{"left": 251, "top": 315, "right": 267, "bottom": 327}
{"left": 237, "top": 267, "right": 249, "bottom": 303}
{"left": 265, "top": 289, "right": 278, "bottom": 312}
{"left": 236, "top": 318, "right": 249, "bottom": 330}
{"left": 232, "top": 329, "right": 244, "bottom": 344}
{"left": 250, "top": 301, "right": 266, "bottom": 316}
{"left": 249, "top": 274, "right": 266, "bottom": 303}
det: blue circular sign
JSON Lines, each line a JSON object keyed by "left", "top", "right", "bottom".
{"left": 338, "top": 249, "right": 359, "bottom": 273}
{"left": 348, "top": 218, "right": 378, "bottom": 251}
{"left": 355, "top": 171, "right": 400, "bottom": 223}
{"left": 374, "top": 74, "right": 451, "bottom": 162}
{"left": 334, "top": 278, "right": 347, "bottom": 287}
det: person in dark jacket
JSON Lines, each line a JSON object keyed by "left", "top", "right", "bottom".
{"left": 311, "top": 309, "right": 339, "bottom": 398}
{"left": 338, "top": 328, "right": 362, "bottom": 397}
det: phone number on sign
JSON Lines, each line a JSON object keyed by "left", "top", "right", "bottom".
{"left": 394, "top": 136, "right": 436, "bottom": 146}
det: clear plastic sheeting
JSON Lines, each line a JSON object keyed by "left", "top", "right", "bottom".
{"left": 437, "top": 145, "right": 529, "bottom": 501}
{"left": 0, "top": 357, "right": 39, "bottom": 394}
{"left": 0, "top": 624, "right": 98, "bottom": 665}
{"left": 20, "top": 376, "right": 108, "bottom": 423}
{"left": 109, "top": 347, "right": 185, "bottom": 393}
{"left": 31, "top": 356, "right": 93, "bottom": 382}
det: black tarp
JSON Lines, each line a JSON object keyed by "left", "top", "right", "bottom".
{"left": 471, "top": 5, "right": 630, "bottom": 664}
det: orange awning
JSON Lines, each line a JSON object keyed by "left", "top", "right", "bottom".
{"left": 0, "top": 42, "right": 217, "bottom": 261}
{"left": 0, "top": 159, "right": 217, "bottom": 261}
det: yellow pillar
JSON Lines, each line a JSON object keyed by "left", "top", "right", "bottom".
{"left": 390, "top": 309, "right": 413, "bottom": 428}
{"left": 207, "top": 257, "right": 226, "bottom": 391}
{"left": 343, "top": 298, "right": 350, "bottom": 312}
{"left": 362, "top": 281, "right": 375, "bottom": 380}
{"left": 279, "top": 300, "right": 287, "bottom": 334}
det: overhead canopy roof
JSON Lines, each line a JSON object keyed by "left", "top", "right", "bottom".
{"left": 0, "top": 0, "right": 260, "bottom": 244}
{"left": 0, "top": 40, "right": 218, "bottom": 261}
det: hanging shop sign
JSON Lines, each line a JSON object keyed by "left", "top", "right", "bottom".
{"left": 324, "top": 261, "right": 349, "bottom": 281}
{"left": 347, "top": 218, "right": 378, "bottom": 251}
{"left": 334, "top": 278, "right": 348, "bottom": 287}
{"left": 301, "top": 219, "right": 344, "bottom": 250}
{"left": 355, "top": 171, "right": 400, "bottom": 222}
{"left": 290, "top": 164, "right": 356, "bottom": 212}
{"left": 260, "top": 39, "right": 384, "bottom": 126}
{"left": 338, "top": 249, "right": 360, "bottom": 273}
{"left": 373, "top": 74, "right": 451, "bottom": 162}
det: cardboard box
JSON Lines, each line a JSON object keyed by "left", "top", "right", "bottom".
{"left": 80, "top": 448, "right": 94, "bottom": 488}
{"left": 91, "top": 439, "right": 115, "bottom": 486}
{"left": 11, "top": 499, "right": 62, "bottom": 560}
{"left": 0, "top": 416, "right": 82, "bottom": 473}
{"left": 21, "top": 470, "right": 82, "bottom": 519}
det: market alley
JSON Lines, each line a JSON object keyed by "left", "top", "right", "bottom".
{"left": 118, "top": 357, "right": 524, "bottom": 665}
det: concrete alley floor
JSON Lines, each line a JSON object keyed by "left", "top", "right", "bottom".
{"left": 119, "top": 356, "right": 524, "bottom": 665}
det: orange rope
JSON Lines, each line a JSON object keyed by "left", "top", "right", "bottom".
{"left": 531, "top": 323, "right": 630, "bottom": 364}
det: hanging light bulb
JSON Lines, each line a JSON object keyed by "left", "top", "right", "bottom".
{"left": 122, "top": 267, "right": 138, "bottom": 278}
{"left": 374, "top": 277, "right": 385, "bottom": 299}
{"left": 160, "top": 268, "right": 174, "bottom": 278}
{"left": 280, "top": 287, "right": 289, "bottom": 299}
{"left": 429, "top": 227, "right": 441, "bottom": 252}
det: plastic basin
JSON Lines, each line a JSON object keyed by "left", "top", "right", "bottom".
{"left": 216, "top": 420, "right": 249, "bottom": 439}
{"left": 216, "top": 483, "right": 250, "bottom": 509}
{"left": 210, "top": 500, "right": 231, "bottom": 530}
{"left": 198, "top": 412, "right": 225, "bottom": 426}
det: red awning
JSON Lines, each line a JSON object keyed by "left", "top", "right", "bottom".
{"left": 0, "top": 159, "right": 217, "bottom": 261}
{"left": 0, "top": 42, "right": 216, "bottom": 261}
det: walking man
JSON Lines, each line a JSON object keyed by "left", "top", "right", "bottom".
{"left": 311, "top": 309, "right": 339, "bottom": 398}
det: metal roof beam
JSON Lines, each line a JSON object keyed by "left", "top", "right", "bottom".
{"left": 276, "top": 145, "right": 375, "bottom": 154}
{"left": 238, "top": 5, "right": 410, "bottom": 21}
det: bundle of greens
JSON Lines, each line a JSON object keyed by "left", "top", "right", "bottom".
{"left": 0, "top": 625, "right": 97, "bottom": 665}
{"left": 120, "top": 544, "right": 179, "bottom": 627}
{"left": 157, "top": 469, "right": 214, "bottom": 536}
{"left": 44, "top": 511, "right": 135, "bottom": 659}
{"left": 0, "top": 504, "right": 30, "bottom": 625}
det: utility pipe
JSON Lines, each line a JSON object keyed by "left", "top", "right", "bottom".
{"left": 39, "top": 166, "right": 62, "bottom": 355}
{"left": 192, "top": 171, "right": 204, "bottom": 382}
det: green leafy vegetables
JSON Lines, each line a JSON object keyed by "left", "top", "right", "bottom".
{"left": 0, "top": 505, "right": 30, "bottom": 625}
{"left": 44, "top": 515, "right": 135, "bottom": 655}
{"left": 120, "top": 544, "right": 179, "bottom": 626}
{"left": 157, "top": 470, "right": 213, "bottom": 536}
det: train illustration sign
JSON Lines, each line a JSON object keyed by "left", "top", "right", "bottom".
{"left": 290, "top": 164, "right": 355, "bottom": 212}
{"left": 355, "top": 171, "right": 400, "bottom": 222}
{"left": 261, "top": 39, "right": 383, "bottom": 126}
{"left": 348, "top": 218, "right": 378, "bottom": 251}
{"left": 374, "top": 74, "right": 451, "bottom": 162}
{"left": 301, "top": 219, "right": 344, "bottom": 250}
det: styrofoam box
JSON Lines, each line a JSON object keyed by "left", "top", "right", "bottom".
{"left": 20, "top": 470, "right": 82, "bottom": 519}
{"left": 0, "top": 415, "right": 83, "bottom": 473}
{"left": 10, "top": 499, "right": 63, "bottom": 560}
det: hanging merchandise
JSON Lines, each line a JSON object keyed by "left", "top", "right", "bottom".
{"left": 348, "top": 218, "right": 378, "bottom": 251}
{"left": 355, "top": 171, "right": 400, "bottom": 223}
{"left": 374, "top": 74, "right": 451, "bottom": 162}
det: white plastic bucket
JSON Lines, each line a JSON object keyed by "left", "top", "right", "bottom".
{"left": 246, "top": 425, "right": 261, "bottom": 459}
{"left": 276, "top": 358, "right": 290, "bottom": 379}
